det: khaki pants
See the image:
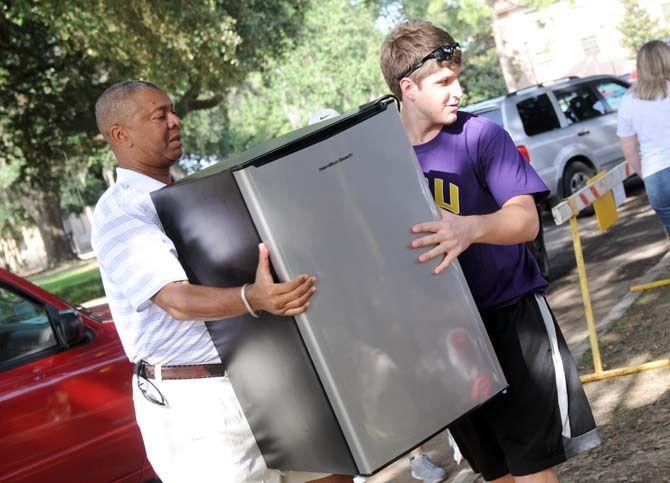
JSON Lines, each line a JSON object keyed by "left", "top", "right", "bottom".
{"left": 132, "top": 373, "right": 334, "bottom": 483}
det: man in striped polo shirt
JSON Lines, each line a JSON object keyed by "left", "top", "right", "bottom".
{"left": 91, "top": 80, "right": 330, "bottom": 482}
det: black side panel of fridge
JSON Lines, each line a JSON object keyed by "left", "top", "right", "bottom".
{"left": 151, "top": 170, "right": 357, "bottom": 474}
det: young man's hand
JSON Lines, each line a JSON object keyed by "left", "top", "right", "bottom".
{"left": 410, "top": 209, "right": 477, "bottom": 275}
{"left": 410, "top": 195, "right": 539, "bottom": 275}
{"left": 246, "top": 243, "right": 316, "bottom": 316}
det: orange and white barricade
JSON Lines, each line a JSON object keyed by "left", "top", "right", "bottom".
{"left": 552, "top": 161, "right": 670, "bottom": 383}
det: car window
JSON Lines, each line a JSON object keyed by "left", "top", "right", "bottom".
{"left": 554, "top": 86, "right": 605, "bottom": 124}
{"left": 0, "top": 285, "right": 56, "bottom": 364}
{"left": 593, "top": 81, "right": 629, "bottom": 111}
{"left": 476, "top": 108, "right": 503, "bottom": 126}
{"left": 516, "top": 94, "right": 560, "bottom": 136}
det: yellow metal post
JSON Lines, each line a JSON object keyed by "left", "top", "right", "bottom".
{"left": 630, "top": 279, "right": 670, "bottom": 292}
{"left": 580, "top": 359, "right": 670, "bottom": 383}
{"left": 569, "top": 215, "right": 604, "bottom": 375}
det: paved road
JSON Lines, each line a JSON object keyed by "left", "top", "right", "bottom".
{"left": 367, "top": 178, "right": 668, "bottom": 483}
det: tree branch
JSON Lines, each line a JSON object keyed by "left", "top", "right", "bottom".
{"left": 176, "top": 88, "right": 224, "bottom": 116}
{"left": 189, "top": 94, "right": 224, "bottom": 112}
{"left": 175, "top": 86, "right": 199, "bottom": 116}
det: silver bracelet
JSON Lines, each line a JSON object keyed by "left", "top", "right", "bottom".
{"left": 241, "top": 283, "right": 260, "bottom": 318}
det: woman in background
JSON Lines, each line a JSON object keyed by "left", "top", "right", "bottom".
{"left": 617, "top": 40, "right": 670, "bottom": 241}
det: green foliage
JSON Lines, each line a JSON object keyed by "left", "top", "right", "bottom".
{"left": 1, "top": 0, "right": 516, "bottom": 266}
{"left": 183, "top": 0, "right": 388, "bottom": 157}
{"left": 0, "top": 6, "right": 103, "bottom": 261}
{"left": 459, "top": 48, "right": 507, "bottom": 105}
{"left": 409, "top": 0, "right": 507, "bottom": 104}
{"left": 1, "top": 3, "right": 133, "bottom": 262}
{"left": 0, "top": 0, "right": 308, "bottom": 264}
{"left": 0, "top": 7, "right": 103, "bottom": 190}
{"left": 3, "top": 1, "right": 308, "bottom": 115}
{"left": 184, "top": 0, "right": 511, "bottom": 162}
{"left": 0, "top": 160, "right": 27, "bottom": 238}
{"left": 60, "top": 174, "right": 106, "bottom": 216}
{"left": 617, "top": 0, "right": 669, "bottom": 56}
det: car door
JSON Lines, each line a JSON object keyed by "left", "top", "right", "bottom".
{"left": 552, "top": 83, "right": 620, "bottom": 172}
{"left": 508, "top": 92, "right": 564, "bottom": 198}
{"left": 0, "top": 280, "right": 146, "bottom": 483}
{"left": 591, "top": 78, "right": 630, "bottom": 165}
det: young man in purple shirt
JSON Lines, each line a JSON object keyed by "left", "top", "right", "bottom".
{"left": 380, "top": 21, "right": 600, "bottom": 482}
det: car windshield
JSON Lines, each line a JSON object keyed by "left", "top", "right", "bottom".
{"left": 594, "top": 81, "right": 628, "bottom": 111}
{"left": 0, "top": 285, "right": 57, "bottom": 363}
{"left": 554, "top": 86, "right": 605, "bottom": 124}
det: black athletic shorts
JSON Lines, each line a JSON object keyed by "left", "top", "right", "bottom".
{"left": 449, "top": 293, "right": 601, "bottom": 480}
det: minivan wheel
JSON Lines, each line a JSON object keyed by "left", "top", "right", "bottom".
{"left": 563, "top": 161, "right": 595, "bottom": 196}
{"left": 562, "top": 161, "right": 596, "bottom": 216}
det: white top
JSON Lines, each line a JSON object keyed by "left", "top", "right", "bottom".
{"left": 617, "top": 90, "right": 670, "bottom": 179}
{"left": 91, "top": 168, "right": 220, "bottom": 365}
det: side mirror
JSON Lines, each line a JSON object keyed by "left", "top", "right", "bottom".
{"left": 53, "top": 309, "right": 87, "bottom": 348}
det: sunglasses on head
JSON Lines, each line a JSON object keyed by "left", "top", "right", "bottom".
{"left": 401, "top": 42, "right": 462, "bottom": 79}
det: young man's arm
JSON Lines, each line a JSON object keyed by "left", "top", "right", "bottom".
{"left": 152, "top": 243, "right": 316, "bottom": 320}
{"left": 411, "top": 194, "right": 539, "bottom": 274}
{"left": 619, "top": 135, "right": 641, "bottom": 176}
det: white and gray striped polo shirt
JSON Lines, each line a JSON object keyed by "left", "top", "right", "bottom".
{"left": 91, "top": 167, "right": 220, "bottom": 365}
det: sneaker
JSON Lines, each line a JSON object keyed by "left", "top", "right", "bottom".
{"left": 410, "top": 453, "right": 447, "bottom": 482}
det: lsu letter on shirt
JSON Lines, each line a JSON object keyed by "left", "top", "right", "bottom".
{"left": 413, "top": 112, "right": 549, "bottom": 311}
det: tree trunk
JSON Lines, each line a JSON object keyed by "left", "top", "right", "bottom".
{"left": 0, "top": 236, "right": 25, "bottom": 273}
{"left": 21, "top": 190, "right": 74, "bottom": 267}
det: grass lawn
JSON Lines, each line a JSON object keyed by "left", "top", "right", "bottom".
{"left": 30, "top": 261, "right": 105, "bottom": 305}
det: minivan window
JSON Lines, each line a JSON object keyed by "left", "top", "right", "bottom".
{"left": 476, "top": 108, "right": 503, "bottom": 126}
{"left": 594, "top": 81, "right": 628, "bottom": 111}
{"left": 0, "top": 285, "right": 56, "bottom": 363}
{"left": 516, "top": 94, "right": 560, "bottom": 136}
{"left": 554, "top": 86, "right": 605, "bottom": 124}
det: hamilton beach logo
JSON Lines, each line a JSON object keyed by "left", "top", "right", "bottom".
{"left": 318, "top": 153, "right": 352, "bottom": 171}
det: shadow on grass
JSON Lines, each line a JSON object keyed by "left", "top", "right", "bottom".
{"left": 558, "top": 380, "right": 670, "bottom": 482}
{"left": 562, "top": 282, "right": 670, "bottom": 480}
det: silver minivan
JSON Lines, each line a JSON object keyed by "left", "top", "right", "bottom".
{"left": 463, "top": 75, "right": 630, "bottom": 206}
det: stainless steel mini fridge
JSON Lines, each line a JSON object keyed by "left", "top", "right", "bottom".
{"left": 151, "top": 97, "right": 506, "bottom": 477}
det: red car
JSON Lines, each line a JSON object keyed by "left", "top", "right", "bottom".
{"left": 0, "top": 268, "right": 156, "bottom": 482}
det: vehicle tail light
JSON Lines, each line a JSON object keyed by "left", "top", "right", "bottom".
{"left": 517, "top": 145, "right": 530, "bottom": 163}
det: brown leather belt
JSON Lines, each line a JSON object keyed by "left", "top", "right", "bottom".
{"left": 136, "top": 363, "right": 226, "bottom": 380}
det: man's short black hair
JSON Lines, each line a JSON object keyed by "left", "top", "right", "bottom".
{"left": 95, "top": 80, "right": 162, "bottom": 138}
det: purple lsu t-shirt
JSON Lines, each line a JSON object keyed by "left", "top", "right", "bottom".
{"left": 413, "top": 111, "right": 549, "bottom": 311}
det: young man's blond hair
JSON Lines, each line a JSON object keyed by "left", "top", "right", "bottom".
{"left": 380, "top": 20, "right": 459, "bottom": 99}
